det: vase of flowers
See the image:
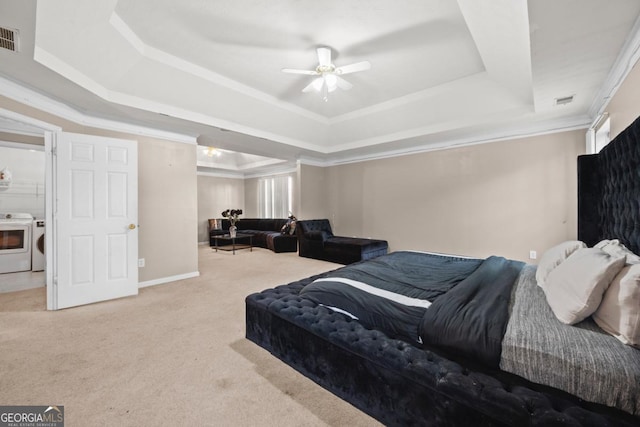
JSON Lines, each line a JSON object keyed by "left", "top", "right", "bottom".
{"left": 221, "top": 209, "right": 243, "bottom": 238}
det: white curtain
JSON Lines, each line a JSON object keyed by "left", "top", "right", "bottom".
{"left": 259, "top": 175, "right": 292, "bottom": 218}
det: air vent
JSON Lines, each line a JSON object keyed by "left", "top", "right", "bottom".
{"left": 554, "top": 95, "right": 574, "bottom": 106}
{"left": 0, "top": 27, "right": 19, "bottom": 52}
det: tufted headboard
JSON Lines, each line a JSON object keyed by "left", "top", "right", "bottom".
{"left": 577, "top": 115, "right": 640, "bottom": 254}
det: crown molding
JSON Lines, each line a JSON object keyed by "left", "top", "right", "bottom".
{"left": 196, "top": 169, "right": 245, "bottom": 179}
{"left": 0, "top": 70, "right": 197, "bottom": 145}
{"left": 296, "top": 157, "right": 328, "bottom": 167}
{"left": 32, "top": 47, "right": 330, "bottom": 152}
{"left": 198, "top": 114, "right": 591, "bottom": 179}
{"left": 238, "top": 113, "right": 591, "bottom": 176}
{"left": 324, "top": 115, "right": 591, "bottom": 167}
{"left": 588, "top": 13, "right": 640, "bottom": 118}
{"left": 0, "top": 106, "right": 62, "bottom": 133}
{"left": 198, "top": 163, "right": 298, "bottom": 179}
{"left": 243, "top": 165, "right": 297, "bottom": 179}
{"left": 109, "top": 12, "right": 329, "bottom": 125}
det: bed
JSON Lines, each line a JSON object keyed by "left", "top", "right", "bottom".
{"left": 245, "top": 116, "right": 640, "bottom": 426}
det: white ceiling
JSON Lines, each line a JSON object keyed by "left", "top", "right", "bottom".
{"left": 1, "top": 0, "right": 640, "bottom": 175}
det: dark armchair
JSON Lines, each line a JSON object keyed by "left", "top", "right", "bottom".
{"left": 296, "top": 219, "right": 388, "bottom": 264}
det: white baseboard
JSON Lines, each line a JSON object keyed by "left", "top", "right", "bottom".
{"left": 0, "top": 271, "right": 46, "bottom": 293}
{"left": 138, "top": 271, "right": 200, "bottom": 289}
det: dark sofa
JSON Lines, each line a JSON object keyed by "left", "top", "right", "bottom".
{"left": 209, "top": 218, "right": 297, "bottom": 253}
{"left": 296, "top": 219, "right": 388, "bottom": 264}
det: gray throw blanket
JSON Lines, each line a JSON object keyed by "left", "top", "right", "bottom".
{"left": 500, "top": 265, "right": 640, "bottom": 416}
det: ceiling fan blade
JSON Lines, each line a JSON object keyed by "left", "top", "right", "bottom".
{"left": 317, "top": 47, "right": 332, "bottom": 67}
{"left": 336, "top": 76, "right": 353, "bottom": 91}
{"left": 335, "top": 61, "right": 371, "bottom": 75}
{"left": 282, "top": 68, "right": 318, "bottom": 75}
{"left": 302, "top": 78, "right": 324, "bottom": 93}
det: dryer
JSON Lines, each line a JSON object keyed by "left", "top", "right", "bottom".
{"left": 32, "top": 219, "right": 45, "bottom": 272}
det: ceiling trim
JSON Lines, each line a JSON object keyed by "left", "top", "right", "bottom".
{"left": 109, "top": 12, "right": 329, "bottom": 125}
{"left": 0, "top": 106, "right": 61, "bottom": 133}
{"left": 296, "top": 158, "right": 326, "bottom": 167}
{"left": 321, "top": 106, "right": 590, "bottom": 155}
{"left": 196, "top": 170, "right": 245, "bottom": 179}
{"left": 588, "top": 13, "right": 640, "bottom": 117}
{"left": 323, "top": 115, "right": 591, "bottom": 167}
{"left": 243, "top": 166, "right": 297, "bottom": 180}
{"left": 32, "top": 46, "right": 331, "bottom": 152}
{"left": 0, "top": 68, "right": 593, "bottom": 178}
{"left": 198, "top": 163, "right": 297, "bottom": 180}
{"left": 111, "top": 11, "right": 496, "bottom": 128}
{"left": 0, "top": 71, "right": 197, "bottom": 145}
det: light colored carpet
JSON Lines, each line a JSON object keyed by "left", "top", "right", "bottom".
{"left": 0, "top": 246, "right": 380, "bottom": 426}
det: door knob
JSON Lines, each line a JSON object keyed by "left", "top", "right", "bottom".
{"left": 129, "top": 224, "right": 136, "bottom": 230}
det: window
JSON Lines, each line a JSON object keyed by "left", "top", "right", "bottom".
{"left": 587, "top": 113, "right": 611, "bottom": 154}
{"left": 594, "top": 116, "right": 610, "bottom": 153}
{"left": 259, "top": 175, "right": 293, "bottom": 218}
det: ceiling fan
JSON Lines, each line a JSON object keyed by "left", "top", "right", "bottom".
{"left": 282, "top": 47, "right": 371, "bottom": 102}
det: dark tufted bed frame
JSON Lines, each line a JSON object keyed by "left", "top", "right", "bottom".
{"left": 578, "top": 116, "right": 640, "bottom": 254}
{"left": 245, "top": 116, "right": 640, "bottom": 426}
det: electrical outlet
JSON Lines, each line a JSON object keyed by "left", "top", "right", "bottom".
{"left": 138, "top": 258, "right": 145, "bottom": 268}
{"left": 529, "top": 250, "right": 537, "bottom": 260}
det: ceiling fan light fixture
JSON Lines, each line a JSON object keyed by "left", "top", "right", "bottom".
{"left": 312, "top": 77, "right": 324, "bottom": 92}
{"left": 282, "top": 46, "right": 371, "bottom": 102}
{"left": 324, "top": 74, "right": 338, "bottom": 92}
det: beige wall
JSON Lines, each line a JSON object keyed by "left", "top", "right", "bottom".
{"left": 197, "top": 175, "right": 244, "bottom": 242}
{"left": 322, "top": 131, "right": 585, "bottom": 262}
{"left": 605, "top": 61, "right": 640, "bottom": 138}
{"left": 0, "top": 95, "right": 199, "bottom": 283}
{"left": 136, "top": 138, "right": 197, "bottom": 281}
{"left": 244, "top": 176, "right": 259, "bottom": 217}
{"left": 0, "top": 132, "right": 44, "bottom": 145}
{"left": 297, "top": 164, "right": 328, "bottom": 220}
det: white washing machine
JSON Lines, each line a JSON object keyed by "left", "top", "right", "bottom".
{"left": 32, "top": 219, "right": 45, "bottom": 272}
{"left": 0, "top": 213, "right": 33, "bottom": 274}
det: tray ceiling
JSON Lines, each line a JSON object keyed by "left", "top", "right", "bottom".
{"left": 1, "top": 0, "right": 640, "bottom": 174}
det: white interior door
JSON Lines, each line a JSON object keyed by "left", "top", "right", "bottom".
{"left": 53, "top": 132, "right": 138, "bottom": 309}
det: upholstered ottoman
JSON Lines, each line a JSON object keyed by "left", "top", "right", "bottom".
{"left": 297, "top": 219, "right": 389, "bottom": 264}
{"left": 323, "top": 237, "right": 389, "bottom": 264}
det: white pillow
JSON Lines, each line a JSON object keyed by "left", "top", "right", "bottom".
{"left": 535, "top": 240, "right": 587, "bottom": 287}
{"left": 595, "top": 239, "right": 640, "bottom": 265}
{"left": 594, "top": 239, "right": 618, "bottom": 249}
{"left": 593, "top": 264, "right": 640, "bottom": 347}
{"left": 542, "top": 248, "right": 626, "bottom": 325}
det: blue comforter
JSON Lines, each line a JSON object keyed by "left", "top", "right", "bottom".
{"left": 300, "top": 251, "right": 524, "bottom": 367}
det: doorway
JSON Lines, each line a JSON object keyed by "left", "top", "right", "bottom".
{"left": 0, "top": 108, "right": 57, "bottom": 309}
{"left": 0, "top": 108, "right": 142, "bottom": 310}
{"left": 0, "top": 141, "right": 46, "bottom": 293}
